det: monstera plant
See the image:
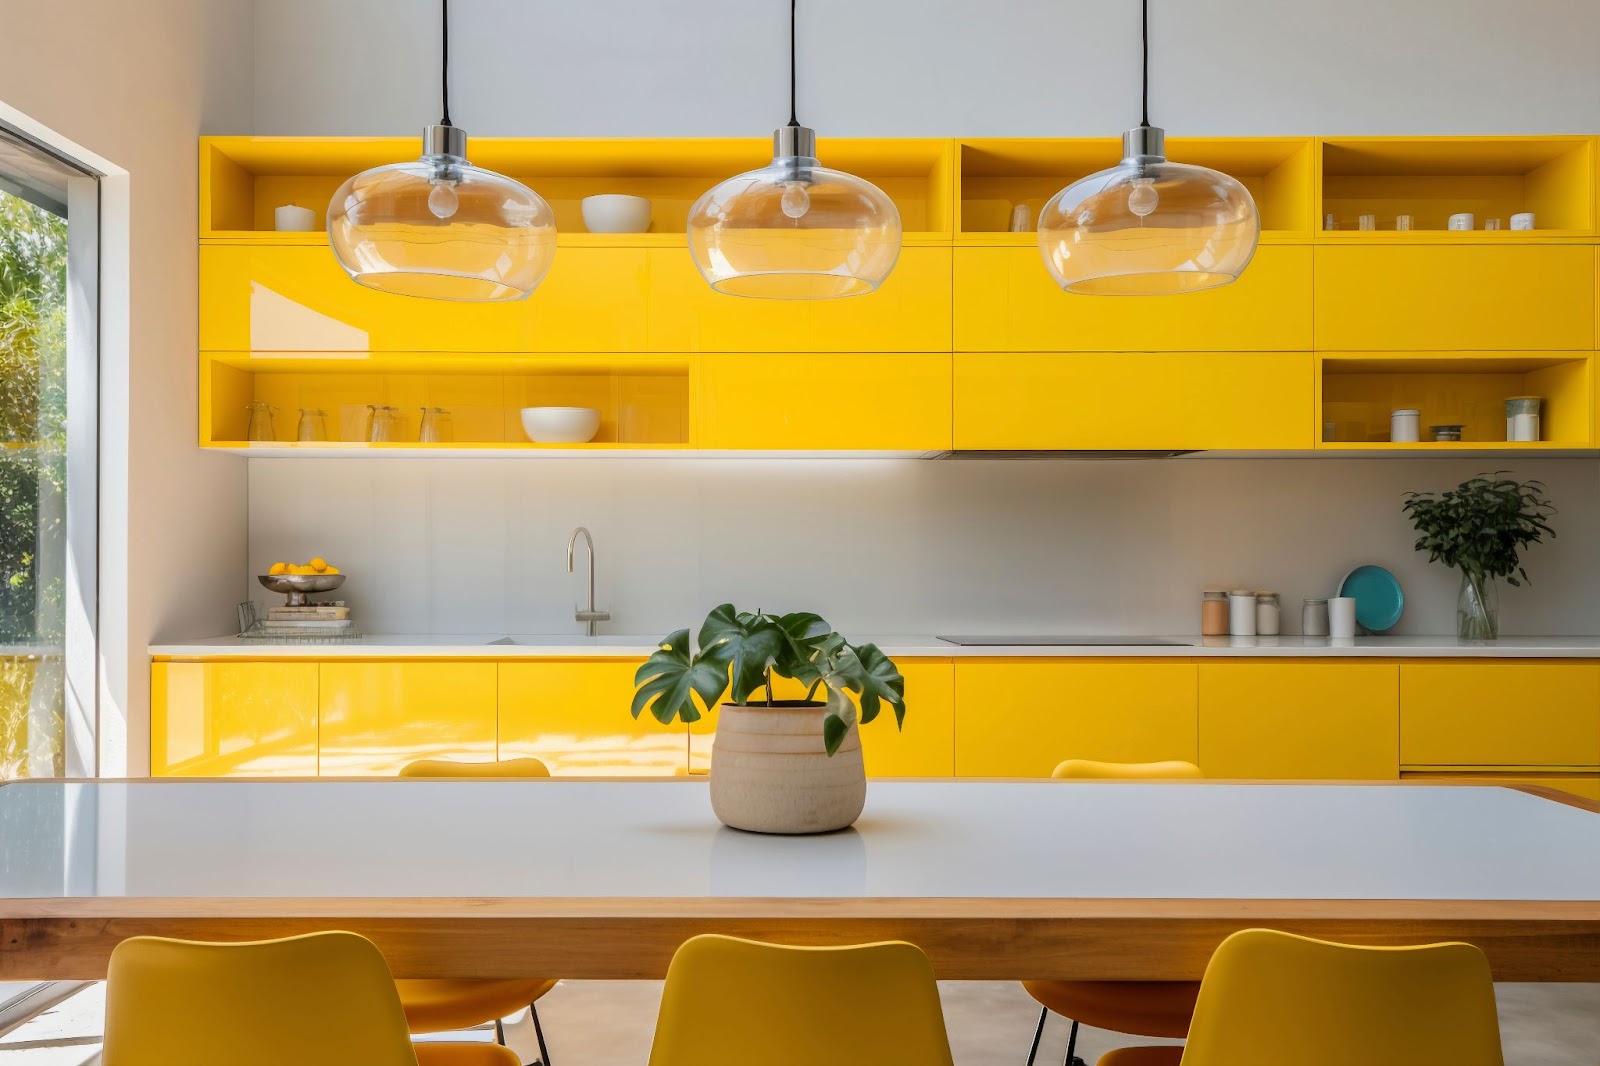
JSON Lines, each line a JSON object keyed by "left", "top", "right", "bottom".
{"left": 632, "top": 604, "right": 906, "bottom": 756}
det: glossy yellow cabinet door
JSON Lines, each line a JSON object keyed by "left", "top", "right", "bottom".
{"left": 690, "top": 662, "right": 957, "bottom": 777}
{"left": 151, "top": 662, "right": 318, "bottom": 777}
{"left": 499, "top": 660, "right": 693, "bottom": 776}
{"left": 953, "top": 245, "right": 1312, "bottom": 352}
{"left": 697, "top": 352, "right": 953, "bottom": 450}
{"left": 1400, "top": 662, "right": 1600, "bottom": 768}
{"left": 954, "top": 351, "right": 1313, "bottom": 450}
{"left": 318, "top": 663, "right": 498, "bottom": 776}
{"left": 1198, "top": 662, "right": 1398, "bottom": 779}
{"left": 1313, "top": 245, "right": 1596, "bottom": 350}
{"left": 953, "top": 661, "right": 1198, "bottom": 777}
{"left": 646, "top": 247, "right": 953, "bottom": 352}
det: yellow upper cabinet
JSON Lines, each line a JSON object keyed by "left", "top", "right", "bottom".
{"left": 151, "top": 661, "right": 319, "bottom": 777}
{"left": 318, "top": 662, "right": 498, "bottom": 776}
{"left": 1197, "top": 662, "right": 1399, "bottom": 779}
{"left": 1400, "top": 662, "right": 1600, "bottom": 768}
{"left": 954, "top": 245, "right": 1312, "bottom": 352}
{"left": 1313, "top": 245, "right": 1596, "bottom": 351}
{"left": 953, "top": 660, "right": 1198, "bottom": 777}
{"left": 697, "top": 352, "right": 952, "bottom": 451}
{"left": 954, "top": 351, "right": 1312, "bottom": 450}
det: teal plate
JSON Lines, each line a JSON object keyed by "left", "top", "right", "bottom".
{"left": 1339, "top": 565, "right": 1404, "bottom": 632}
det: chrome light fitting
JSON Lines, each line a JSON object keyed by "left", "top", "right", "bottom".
{"left": 1037, "top": 0, "right": 1259, "bottom": 295}
{"left": 327, "top": 0, "right": 555, "bottom": 301}
{"left": 687, "top": 0, "right": 902, "bottom": 299}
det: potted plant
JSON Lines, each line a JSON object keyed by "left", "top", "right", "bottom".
{"left": 632, "top": 604, "right": 906, "bottom": 834}
{"left": 1402, "top": 473, "right": 1555, "bottom": 640}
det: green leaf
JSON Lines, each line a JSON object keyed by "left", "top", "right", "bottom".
{"left": 822, "top": 713, "right": 850, "bottom": 756}
{"left": 631, "top": 629, "right": 727, "bottom": 724}
{"left": 852, "top": 643, "right": 906, "bottom": 728}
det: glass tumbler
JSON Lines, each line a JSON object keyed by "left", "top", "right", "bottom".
{"left": 245, "top": 402, "right": 276, "bottom": 442}
{"left": 419, "top": 407, "right": 453, "bottom": 443}
{"left": 297, "top": 408, "right": 329, "bottom": 442}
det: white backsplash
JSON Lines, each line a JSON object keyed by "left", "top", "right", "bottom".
{"left": 246, "top": 458, "right": 1600, "bottom": 638}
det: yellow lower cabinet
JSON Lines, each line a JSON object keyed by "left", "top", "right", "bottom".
{"left": 499, "top": 660, "right": 692, "bottom": 776}
{"left": 151, "top": 661, "right": 318, "bottom": 777}
{"left": 696, "top": 352, "right": 953, "bottom": 451}
{"left": 317, "top": 662, "right": 498, "bottom": 776}
{"left": 953, "top": 661, "right": 1198, "bottom": 777}
{"left": 1198, "top": 662, "right": 1398, "bottom": 779}
{"left": 954, "top": 351, "right": 1312, "bottom": 450}
{"left": 690, "top": 661, "right": 956, "bottom": 778}
{"left": 1400, "top": 662, "right": 1600, "bottom": 768}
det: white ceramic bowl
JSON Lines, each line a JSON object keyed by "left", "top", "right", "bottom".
{"left": 581, "top": 194, "right": 652, "bottom": 234}
{"left": 521, "top": 406, "right": 601, "bottom": 444}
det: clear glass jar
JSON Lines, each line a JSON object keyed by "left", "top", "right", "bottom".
{"left": 1302, "top": 597, "right": 1330, "bottom": 637}
{"left": 419, "top": 406, "right": 453, "bottom": 443}
{"left": 367, "top": 405, "right": 402, "bottom": 443}
{"left": 296, "top": 408, "right": 329, "bottom": 442}
{"left": 246, "top": 401, "right": 276, "bottom": 442}
{"left": 1201, "top": 590, "right": 1229, "bottom": 636}
{"left": 1254, "top": 592, "right": 1281, "bottom": 636}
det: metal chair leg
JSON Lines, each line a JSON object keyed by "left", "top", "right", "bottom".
{"left": 529, "top": 999, "right": 552, "bottom": 1066}
{"left": 1025, "top": 1005, "right": 1048, "bottom": 1066}
{"left": 1064, "top": 1018, "right": 1087, "bottom": 1066}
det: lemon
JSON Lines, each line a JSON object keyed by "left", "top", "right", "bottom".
{"left": 324, "top": 565, "right": 341, "bottom": 575}
{"left": 309, "top": 557, "right": 328, "bottom": 573}
{"left": 267, "top": 562, "right": 288, "bottom": 576}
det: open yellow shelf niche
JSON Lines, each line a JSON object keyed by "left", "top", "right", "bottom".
{"left": 1316, "top": 352, "right": 1593, "bottom": 448}
{"left": 956, "top": 137, "right": 1316, "bottom": 241}
{"left": 1318, "top": 137, "right": 1596, "bottom": 237}
{"left": 201, "top": 351, "right": 693, "bottom": 449}
{"left": 201, "top": 137, "right": 955, "bottom": 245}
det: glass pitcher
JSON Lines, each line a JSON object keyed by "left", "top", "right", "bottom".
{"left": 418, "top": 406, "right": 453, "bottom": 443}
{"left": 246, "top": 402, "right": 276, "bottom": 442}
{"left": 297, "top": 408, "right": 329, "bottom": 442}
{"left": 367, "top": 405, "right": 401, "bottom": 443}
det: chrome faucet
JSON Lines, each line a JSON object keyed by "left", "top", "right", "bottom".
{"left": 566, "top": 526, "right": 610, "bottom": 636}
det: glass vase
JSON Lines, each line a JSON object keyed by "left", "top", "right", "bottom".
{"left": 1457, "top": 571, "right": 1499, "bottom": 641}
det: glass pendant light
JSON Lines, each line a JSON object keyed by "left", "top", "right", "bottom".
{"left": 1038, "top": 0, "right": 1258, "bottom": 295}
{"left": 687, "top": 0, "right": 901, "bottom": 299}
{"left": 327, "top": 0, "right": 555, "bottom": 302}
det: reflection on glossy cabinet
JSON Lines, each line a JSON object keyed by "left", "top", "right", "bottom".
{"left": 318, "top": 663, "right": 498, "bottom": 776}
{"left": 953, "top": 245, "right": 1312, "bottom": 352}
{"left": 1313, "top": 245, "right": 1596, "bottom": 351}
{"left": 151, "top": 662, "right": 318, "bottom": 777}
{"left": 1198, "top": 662, "right": 1398, "bottom": 779}
{"left": 697, "top": 352, "right": 952, "bottom": 450}
{"left": 954, "top": 351, "right": 1312, "bottom": 450}
{"left": 953, "top": 661, "right": 1198, "bottom": 777}
{"left": 498, "top": 660, "right": 690, "bottom": 776}
{"left": 1400, "top": 662, "right": 1600, "bottom": 768}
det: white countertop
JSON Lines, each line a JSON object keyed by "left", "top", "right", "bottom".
{"left": 148, "top": 633, "right": 1600, "bottom": 659}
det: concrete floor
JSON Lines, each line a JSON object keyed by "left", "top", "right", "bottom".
{"left": 4, "top": 979, "right": 1597, "bottom": 1064}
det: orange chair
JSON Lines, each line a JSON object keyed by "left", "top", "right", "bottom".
{"left": 398, "top": 758, "right": 559, "bottom": 1066}
{"left": 1026, "top": 759, "right": 1204, "bottom": 1066}
{"left": 103, "top": 930, "right": 517, "bottom": 1066}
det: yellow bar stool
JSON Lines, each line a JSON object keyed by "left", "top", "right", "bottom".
{"left": 1025, "top": 759, "right": 1204, "bottom": 1066}
{"left": 398, "top": 757, "right": 560, "bottom": 1066}
{"left": 648, "top": 934, "right": 955, "bottom": 1066}
{"left": 103, "top": 930, "right": 518, "bottom": 1066}
{"left": 1101, "top": 928, "right": 1504, "bottom": 1066}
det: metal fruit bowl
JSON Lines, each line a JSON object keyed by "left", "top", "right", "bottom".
{"left": 258, "top": 573, "right": 345, "bottom": 606}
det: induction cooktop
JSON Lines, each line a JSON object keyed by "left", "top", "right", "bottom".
{"left": 936, "top": 636, "right": 1192, "bottom": 646}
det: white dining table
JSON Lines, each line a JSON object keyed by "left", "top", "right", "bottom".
{"left": 2, "top": 778, "right": 1597, "bottom": 981}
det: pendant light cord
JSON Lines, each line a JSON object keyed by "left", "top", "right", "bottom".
{"left": 788, "top": 0, "right": 800, "bottom": 127}
{"left": 1140, "top": 0, "right": 1150, "bottom": 127}
{"left": 440, "top": 0, "right": 453, "bottom": 126}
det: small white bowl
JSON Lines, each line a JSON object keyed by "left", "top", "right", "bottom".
{"left": 581, "top": 194, "right": 651, "bottom": 234}
{"left": 521, "top": 406, "right": 601, "bottom": 444}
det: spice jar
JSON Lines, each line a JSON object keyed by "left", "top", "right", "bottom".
{"left": 1390, "top": 409, "right": 1420, "bottom": 443}
{"left": 1201, "top": 590, "right": 1229, "bottom": 636}
{"left": 1255, "top": 592, "right": 1281, "bottom": 636}
{"left": 1505, "top": 397, "right": 1541, "bottom": 442}
{"left": 1302, "top": 598, "right": 1330, "bottom": 637}
{"left": 1228, "top": 590, "right": 1257, "bottom": 637}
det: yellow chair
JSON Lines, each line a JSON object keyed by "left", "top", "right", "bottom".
{"left": 1148, "top": 928, "right": 1504, "bottom": 1066}
{"left": 647, "top": 934, "right": 955, "bottom": 1066}
{"left": 103, "top": 930, "right": 518, "bottom": 1066}
{"left": 398, "top": 757, "right": 559, "bottom": 1066}
{"left": 1026, "top": 759, "right": 1204, "bottom": 1066}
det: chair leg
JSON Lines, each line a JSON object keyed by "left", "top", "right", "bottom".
{"left": 1025, "top": 1005, "right": 1048, "bottom": 1066}
{"left": 529, "top": 999, "right": 552, "bottom": 1066}
{"left": 1063, "top": 1018, "right": 1087, "bottom": 1066}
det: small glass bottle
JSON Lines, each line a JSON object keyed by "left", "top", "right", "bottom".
{"left": 1302, "top": 598, "right": 1330, "bottom": 637}
{"left": 1228, "top": 590, "right": 1257, "bottom": 637}
{"left": 1201, "top": 590, "right": 1229, "bottom": 636}
{"left": 246, "top": 401, "right": 276, "bottom": 442}
{"left": 1255, "top": 592, "right": 1281, "bottom": 636}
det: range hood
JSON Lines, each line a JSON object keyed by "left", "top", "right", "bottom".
{"left": 928, "top": 449, "right": 1200, "bottom": 460}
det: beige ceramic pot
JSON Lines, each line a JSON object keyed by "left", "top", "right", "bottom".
{"left": 708, "top": 701, "right": 866, "bottom": 835}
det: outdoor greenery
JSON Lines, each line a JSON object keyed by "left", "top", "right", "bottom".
{"left": 0, "top": 189, "right": 68, "bottom": 778}
{"left": 632, "top": 604, "right": 907, "bottom": 756}
{"left": 1402, "top": 473, "right": 1556, "bottom": 587}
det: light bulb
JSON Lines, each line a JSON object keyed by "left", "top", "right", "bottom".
{"left": 1127, "top": 178, "right": 1159, "bottom": 218}
{"left": 428, "top": 181, "right": 459, "bottom": 220}
{"left": 780, "top": 181, "right": 810, "bottom": 219}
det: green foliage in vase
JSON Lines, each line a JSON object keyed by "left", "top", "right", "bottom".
{"left": 1402, "top": 473, "right": 1555, "bottom": 586}
{"left": 632, "top": 604, "right": 906, "bottom": 756}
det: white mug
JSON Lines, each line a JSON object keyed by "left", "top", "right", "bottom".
{"left": 1510, "top": 212, "right": 1535, "bottom": 231}
{"left": 274, "top": 204, "right": 316, "bottom": 232}
{"left": 1447, "top": 212, "right": 1475, "bottom": 231}
{"left": 1329, "top": 597, "right": 1358, "bottom": 639}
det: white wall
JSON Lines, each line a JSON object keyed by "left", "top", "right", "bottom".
{"left": 0, "top": 0, "right": 254, "bottom": 773}
{"left": 253, "top": 0, "right": 1600, "bottom": 137}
